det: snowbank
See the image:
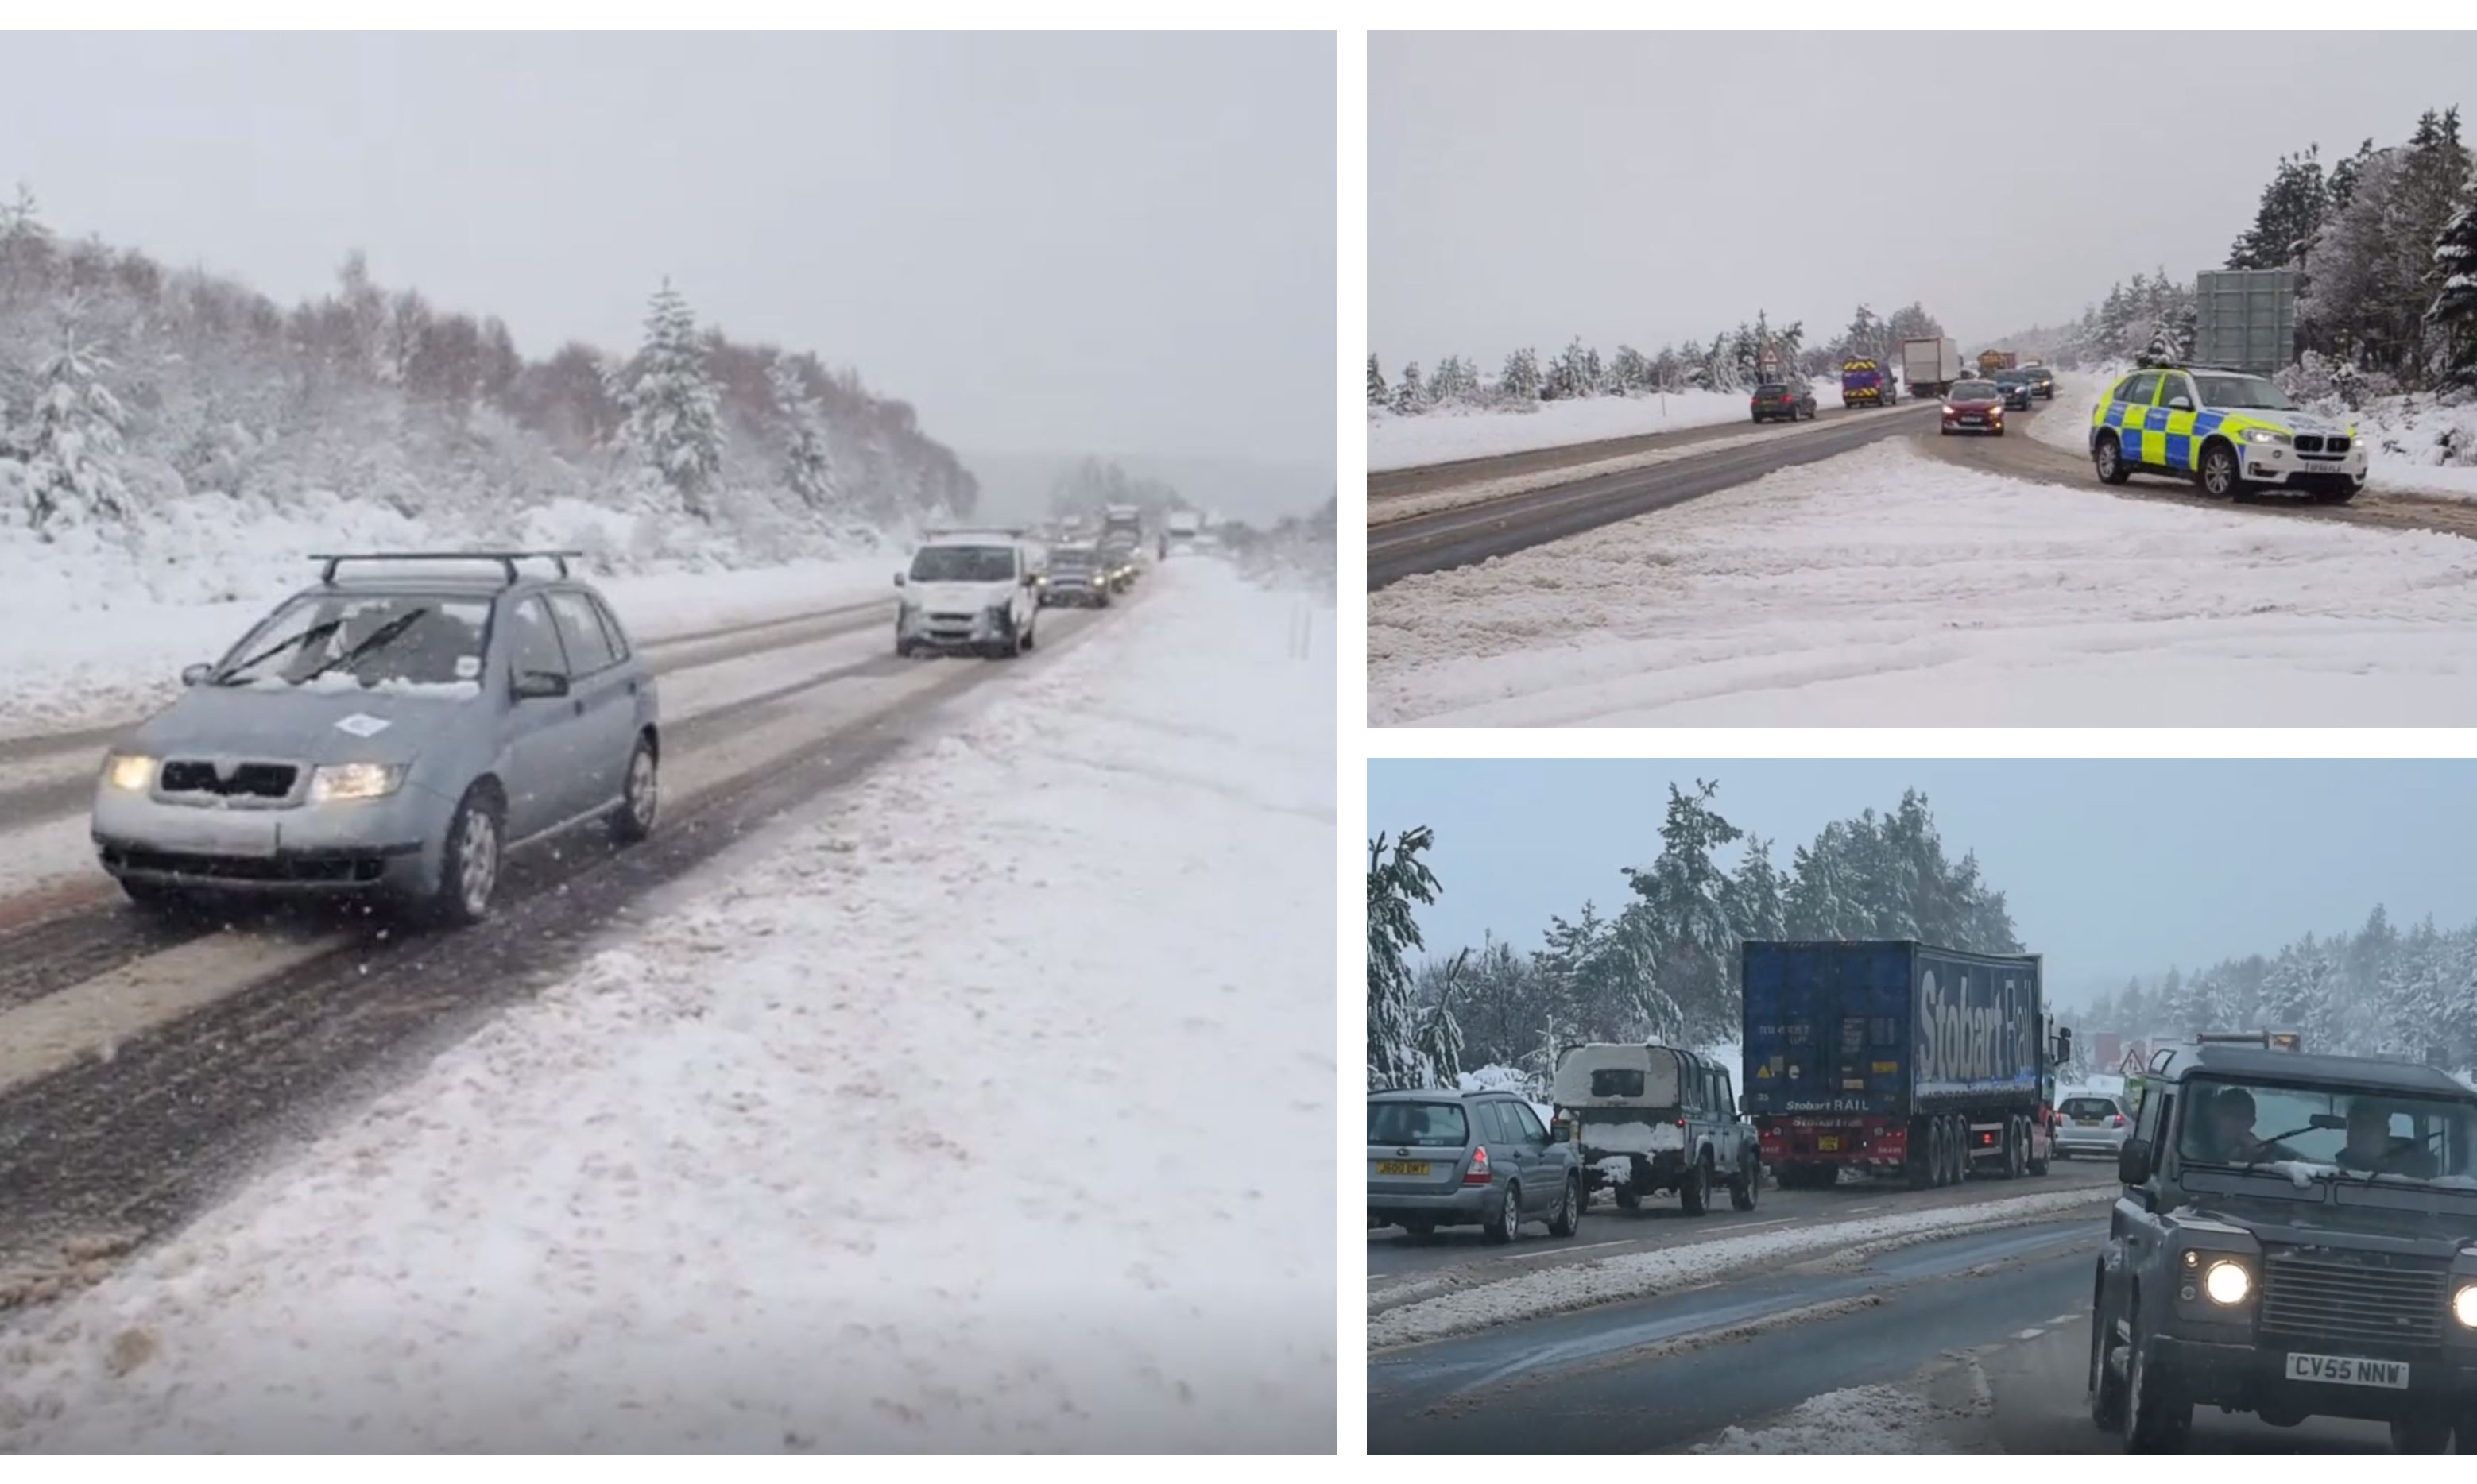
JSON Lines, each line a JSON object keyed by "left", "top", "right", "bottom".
{"left": 1368, "top": 1185, "right": 2107, "bottom": 1349}
{"left": 0, "top": 494, "right": 902, "bottom": 740}
{"left": 0, "top": 562, "right": 1337, "bottom": 1453}
{"left": 1368, "top": 377, "right": 1841, "bottom": 472}
{"left": 1368, "top": 439, "right": 2477, "bottom": 726}
{"left": 1693, "top": 1383, "right": 1956, "bottom": 1455}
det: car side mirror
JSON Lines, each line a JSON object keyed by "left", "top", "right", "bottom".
{"left": 513, "top": 670, "right": 571, "bottom": 701}
{"left": 2169, "top": 396, "right": 2193, "bottom": 412}
{"left": 180, "top": 662, "right": 214, "bottom": 687}
{"left": 2118, "top": 1137, "right": 2152, "bottom": 1187}
{"left": 892, "top": 572, "right": 906, "bottom": 588}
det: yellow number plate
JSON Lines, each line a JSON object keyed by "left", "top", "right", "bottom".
{"left": 1376, "top": 1161, "right": 1430, "bottom": 1177}
{"left": 1817, "top": 1137, "right": 1841, "bottom": 1152}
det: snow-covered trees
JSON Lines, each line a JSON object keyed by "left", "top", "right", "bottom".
{"left": 16, "top": 326, "right": 130, "bottom": 532}
{"left": 1499, "top": 346, "right": 1542, "bottom": 400}
{"left": 1392, "top": 361, "right": 1425, "bottom": 414}
{"left": 768, "top": 354, "right": 836, "bottom": 512}
{"left": 2227, "top": 145, "right": 2330, "bottom": 271}
{"left": 1368, "top": 827, "right": 1443, "bottom": 1091}
{"left": 1366, "top": 353, "right": 1388, "bottom": 406}
{"left": 608, "top": 280, "right": 726, "bottom": 516}
{"left": 2427, "top": 191, "right": 2477, "bottom": 389}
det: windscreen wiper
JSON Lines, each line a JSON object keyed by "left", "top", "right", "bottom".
{"left": 212, "top": 618, "right": 344, "bottom": 685}
{"left": 300, "top": 608, "right": 428, "bottom": 684}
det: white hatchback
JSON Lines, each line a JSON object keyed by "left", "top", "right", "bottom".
{"left": 2053, "top": 1093, "right": 2132, "bottom": 1160}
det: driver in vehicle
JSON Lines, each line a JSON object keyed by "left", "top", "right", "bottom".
{"left": 2199, "top": 1086, "right": 2275, "bottom": 1162}
{"left": 2337, "top": 1100, "right": 2436, "bottom": 1177}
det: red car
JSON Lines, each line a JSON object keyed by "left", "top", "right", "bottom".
{"left": 1939, "top": 379, "right": 2006, "bottom": 436}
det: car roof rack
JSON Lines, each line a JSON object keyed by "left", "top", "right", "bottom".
{"left": 922, "top": 527, "right": 1028, "bottom": 539}
{"left": 308, "top": 551, "right": 585, "bottom": 586}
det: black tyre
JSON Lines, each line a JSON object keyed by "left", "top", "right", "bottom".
{"left": 607, "top": 732, "right": 659, "bottom": 844}
{"left": 2390, "top": 1416, "right": 2452, "bottom": 1454}
{"left": 1680, "top": 1156, "right": 1711, "bottom": 1215}
{"left": 2004, "top": 1119, "right": 2026, "bottom": 1179}
{"left": 1906, "top": 1119, "right": 1934, "bottom": 1190}
{"left": 427, "top": 783, "right": 505, "bottom": 927}
{"left": 2122, "top": 1326, "right": 2192, "bottom": 1453}
{"left": 1729, "top": 1157, "right": 1759, "bottom": 1212}
{"left": 1926, "top": 1119, "right": 1947, "bottom": 1188}
{"left": 1481, "top": 1181, "right": 1522, "bottom": 1244}
{"left": 2093, "top": 432, "right": 2132, "bottom": 485}
{"left": 2089, "top": 1282, "right": 2127, "bottom": 1432}
{"left": 1547, "top": 1174, "right": 1582, "bottom": 1238}
{"left": 894, "top": 635, "right": 913, "bottom": 659}
{"left": 1614, "top": 1178, "right": 1641, "bottom": 1211}
{"left": 2196, "top": 441, "right": 2246, "bottom": 499}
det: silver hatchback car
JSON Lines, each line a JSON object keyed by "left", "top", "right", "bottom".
{"left": 2052, "top": 1092, "right": 2134, "bottom": 1160}
{"left": 91, "top": 551, "right": 661, "bottom": 925}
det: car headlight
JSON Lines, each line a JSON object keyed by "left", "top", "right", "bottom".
{"left": 308, "top": 762, "right": 406, "bottom": 803}
{"left": 103, "top": 752, "right": 157, "bottom": 792}
{"left": 2242, "top": 428, "right": 2290, "bottom": 445}
{"left": 2455, "top": 1283, "right": 2477, "bottom": 1328}
{"left": 2204, "top": 1259, "right": 2252, "bottom": 1305}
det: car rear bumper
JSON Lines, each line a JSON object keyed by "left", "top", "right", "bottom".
{"left": 2053, "top": 1130, "right": 2127, "bottom": 1155}
{"left": 1368, "top": 1184, "right": 1496, "bottom": 1225}
{"left": 2150, "top": 1334, "right": 2477, "bottom": 1422}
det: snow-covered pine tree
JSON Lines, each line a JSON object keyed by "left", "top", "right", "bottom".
{"left": 2426, "top": 188, "right": 2477, "bottom": 389}
{"left": 1620, "top": 779, "right": 1747, "bottom": 1045}
{"left": 18, "top": 324, "right": 131, "bottom": 532}
{"left": 1366, "top": 352, "right": 1388, "bottom": 406}
{"left": 1368, "top": 828, "right": 1442, "bottom": 1090}
{"left": 768, "top": 354, "right": 837, "bottom": 512}
{"left": 1500, "top": 346, "right": 1542, "bottom": 400}
{"left": 1393, "top": 361, "right": 1425, "bottom": 414}
{"left": 2228, "top": 145, "right": 2329, "bottom": 270}
{"left": 610, "top": 278, "right": 726, "bottom": 517}
{"left": 1415, "top": 948, "right": 1470, "bottom": 1088}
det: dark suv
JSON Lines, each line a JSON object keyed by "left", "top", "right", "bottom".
{"left": 2021, "top": 365, "right": 2057, "bottom": 400}
{"left": 2090, "top": 1043, "right": 2477, "bottom": 1453}
{"left": 1994, "top": 369, "right": 2034, "bottom": 410}
{"left": 1367, "top": 1088, "right": 1585, "bottom": 1244}
{"left": 1751, "top": 381, "right": 1815, "bottom": 423}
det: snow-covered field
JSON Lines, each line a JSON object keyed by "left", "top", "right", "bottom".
{"left": 0, "top": 495, "right": 904, "bottom": 740}
{"left": 1368, "top": 1185, "right": 2107, "bottom": 1350}
{"left": 1368, "top": 439, "right": 2477, "bottom": 726}
{"left": 0, "top": 562, "right": 1337, "bottom": 1453}
{"left": 1369, "top": 377, "right": 1842, "bottom": 472}
{"left": 2030, "top": 365, "right": 2477, "bottom": 501}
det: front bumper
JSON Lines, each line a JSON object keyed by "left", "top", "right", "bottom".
{"left": 1944, "top": 415, "right": 2004, "bottom": 433}
{"left": 899, "top": 605, "right": 1017, "bottom": 650}
{"left": 2150, "top": 1332, "right": 2477, "bottom": 1424}
{"left": 2239, "top": 440, "right": 2369, "bottom": 493}
{"left": 92, "top": 783, "right": 441, "bottom": 894}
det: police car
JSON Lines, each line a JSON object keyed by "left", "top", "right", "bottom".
{"left": 2088, "top": 364, "right": 2367, "bottom": 504}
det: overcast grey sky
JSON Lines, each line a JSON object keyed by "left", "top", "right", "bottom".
{"left": 1371, "top": 32, "right": 2477, "bottom": 366}
{"left": 2, "top": 32, "right": 1333, "bottom": 478}
{"left": 1368, "top": 760, "right": 2477, "bottom": 1010}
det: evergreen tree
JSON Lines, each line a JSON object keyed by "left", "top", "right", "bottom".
{"left": 1393, "top": 361, "right": 1425, "bottom": 414}
{"left": 1366, "top": 352, "right": 1388, "bottom": 405}
{"left": 1500, "top": 346, "right": 1542, "bottom": 400}
{"left": 610, "top": 278, "right": 726, "bottom": 516}
{"left": 18, "top": 323, "right": 130, "bottom": 531}
{"left": 2228, "top": 145, "right": 2329, "bottom": 269}
{"left": 2427, "top": 191, "right": 2477, "bottom": 388}
{"left": 768, "top": 354, "right": 837, "bottom": 512}
{"left": 1620, "top": 780, "right": 1746, "bottom": 1045}
{"left": 1416, "top": 948, "right": 1470, "bottom": 1087}
{"left": 1368, "top": 828, "right": 1442, "bottom": 1090}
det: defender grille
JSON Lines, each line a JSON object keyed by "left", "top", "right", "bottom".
{"left": 2258, "top": 1251, "right": 2448, "bottom": 1347}
{"left": 159, "top": 760, "right": 298, "bottom": 798}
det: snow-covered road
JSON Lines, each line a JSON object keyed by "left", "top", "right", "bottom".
{"left": 1368, "top": 439, "right": 2477, "bottom": 726}
{"left": 0, "top": 562, "right": 1336, "bottom": 1453}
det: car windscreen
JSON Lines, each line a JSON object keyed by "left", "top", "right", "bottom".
{"left": 2176, "top": 1076, "right": 2477, "bottom": 1182}
{"left": 908, "top": 545, "right": 1016, "bottom": 582}
{"left": 1368, "top": 1100, "right": 1470, "bottom": 1148}
{"left": 216, "top": 593, "right": 492, "bottom": 690}
{"left": 2192, "top": 375, "right": 2297, "bottom": 411}
{"left": 1950, "top": 381, "right": 1997, "bottom": 399}
{"left": 1755, "top": 385, "right": 1791, "bottom": 396}
{"left": 1050, "top": 548, "right": 1098, "bottom": 570}
{"left": 2061, "top": 1097, "right": 2120, "bottom": 1119}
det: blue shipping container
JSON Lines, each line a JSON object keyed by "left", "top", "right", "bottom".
{"left": 1742, "top": 941, "right": 2045, "bottom": 1120}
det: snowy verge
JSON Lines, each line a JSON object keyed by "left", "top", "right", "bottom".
{"left": 0, "top": 562, "right": 1337, "bottom": 1453}
{"left": 1368, "top": 439, "right": 2477, "bottom": 726}
{"left": 1368, "top": 377, "right": 1842, "bottom": 472}
{"left": 1693, "top": 1383, "right": 1956, "bottom": 1455}
{"left": 0, "top": 494, "right": 902, "bottom": 741}
{"left": 1367, "top": 1186, "right": 2108, "bottom": 1351}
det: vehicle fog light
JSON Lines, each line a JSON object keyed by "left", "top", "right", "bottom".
{"left": 2205, "top": 1260, "right": 2252, "bottom": 1305}
{"left": 2455, "top": 1283, "right": 2477, "bottom": 1328}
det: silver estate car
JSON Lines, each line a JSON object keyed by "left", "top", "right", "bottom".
{"left": 1368, "top": 1088, "right": 1584, "bottom": 1244}
{"left": 2052, "top": 1092, "right": 2134, "bottom": 1160}
{"left": 91, "top": 551, "right": 660, "bottom": 925}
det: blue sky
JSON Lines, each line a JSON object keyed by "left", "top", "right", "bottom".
{"left": 1367, "top": 760, "right": 2477, "bottom": 1009}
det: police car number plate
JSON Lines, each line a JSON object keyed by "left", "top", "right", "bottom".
{"left": 2285, "top": 1352, "right": 2409, "bottom": 1389}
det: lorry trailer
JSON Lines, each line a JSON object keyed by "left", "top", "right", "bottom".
{"left": 1899, "top": 337, "right": 1964, "bottom": 400}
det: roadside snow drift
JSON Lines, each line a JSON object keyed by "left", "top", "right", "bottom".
{"left": 1369, "top": 439, "right": 2477, "bottom": 726}
{"left": 0, "top": 562, "right": 1337, "bottom": 1453}
{"left": 1693, "top": 1383, "right": 1956, "bottom": 1455}
{"left": 1369, "top": 377, "right": 1841, "bottom": 472}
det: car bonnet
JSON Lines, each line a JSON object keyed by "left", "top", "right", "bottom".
{"left": 126, "top": 681, "right": 476, "bottom": 766}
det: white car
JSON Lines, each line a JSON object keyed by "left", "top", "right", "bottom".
{"left": 893, "top": 531, "right": 1043, "bottom": 659}
{"left": 2052, "top": 1092, "right": 2133, "bottom": 1161}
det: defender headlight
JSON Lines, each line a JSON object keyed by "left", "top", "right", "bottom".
{"left": 2204, "top": 1260, "right": 2252, "bottom": 1305}
{"left": 103, "top": 752, "right": 157, "bottom": 792}
{"left": 2454, "top": 1283, "right": 2477, "bottom": 1328}
{"left": 308, "top": 762, "right": 406, "bottom": 803}
{"left": 2242, "top": 428, "right": 2290, "bottom": 445}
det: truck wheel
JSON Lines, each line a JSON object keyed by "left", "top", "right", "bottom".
{"left": 2093, "top": 431, "right": 2132, "bottom": 485}
{"left": 1933, "top": 1119, "right": 1955, "bottom": 1188}
{"left": 1547, "top": 1174, "right": 1582, "bottom": 1238}
{"left": 1680, "top": 1157, "right": 1711, "bottom": 1215}
{"left": 2028, "top": 1119, "right": 2051, "bottom": 1175}
{"left": 1906, "top": 1120, "right": 1934, "bottom": 1190}
{"left": 1730, "top": 1157, "right": 1759, "bottom": 1212}
{"left": 1482, "top": 1181, "right": 1523, "bottom": 1244}
{"left": 2122, "top": 1324, "right": 2193, "bottom": 1454}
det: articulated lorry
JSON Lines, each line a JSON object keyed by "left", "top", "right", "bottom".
{"left": 1899, "top": 337, "right": 1964, "bottom": 400}
{"left": 1742, "top": 939, "right": 2066, "bottom": 1191}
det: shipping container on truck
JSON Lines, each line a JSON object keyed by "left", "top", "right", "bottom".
{"left": 2194, "top": 268, "right": 2299, "bottom": 376}
{"left": 1839, "top": 357, "right": 1896, "bottom": 408}
{"left": 1900, "top": 337, "right": 1964, "bottom": 399}
{"left": 1741, "top": 940, "right": 2065, "bottom": 1191}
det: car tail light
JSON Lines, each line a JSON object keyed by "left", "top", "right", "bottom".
{"left": 2111, "top": 1114, "right": 2127, "bottom": 1128}
{"left": 1464, "top": 1146, "right": 1492, "bottom": 1184}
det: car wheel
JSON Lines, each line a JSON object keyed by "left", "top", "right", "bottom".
{"left": 2093, "top": 432, "right": 2131, "bottom": 485}
{"left": 2089, "top": 1281, "right": 2128, "bottom": 1431}
{"left": 1680, "top": 1156, "right": 1711, "bottom": 1215}
{"left": 1730, "top": 1157, "right": 1759, "bottom": 1211}
{"left": 1547, "top": 1174, "right": 1582, "bottom": 1238}
{"left": 428, "top": 784, "right": 505, "bottom": 927}
{"left": 1482, "top": 1181, "right": 1522, "bottom": 1244}
{"left": 2196, "top": 442, "right": 2245, "bottom": 499}
{"left": 2390, "top": 1416, "right": 2452, "bottom": 1454}
{"left": 2122, "top": 1325, "right": 2192, "bottom": 1453}
{"left": 893, "top": 635, "right": 911, "bottom": 659}
{"left": 608, "top": 732, "right": 659, "bottom": 844}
